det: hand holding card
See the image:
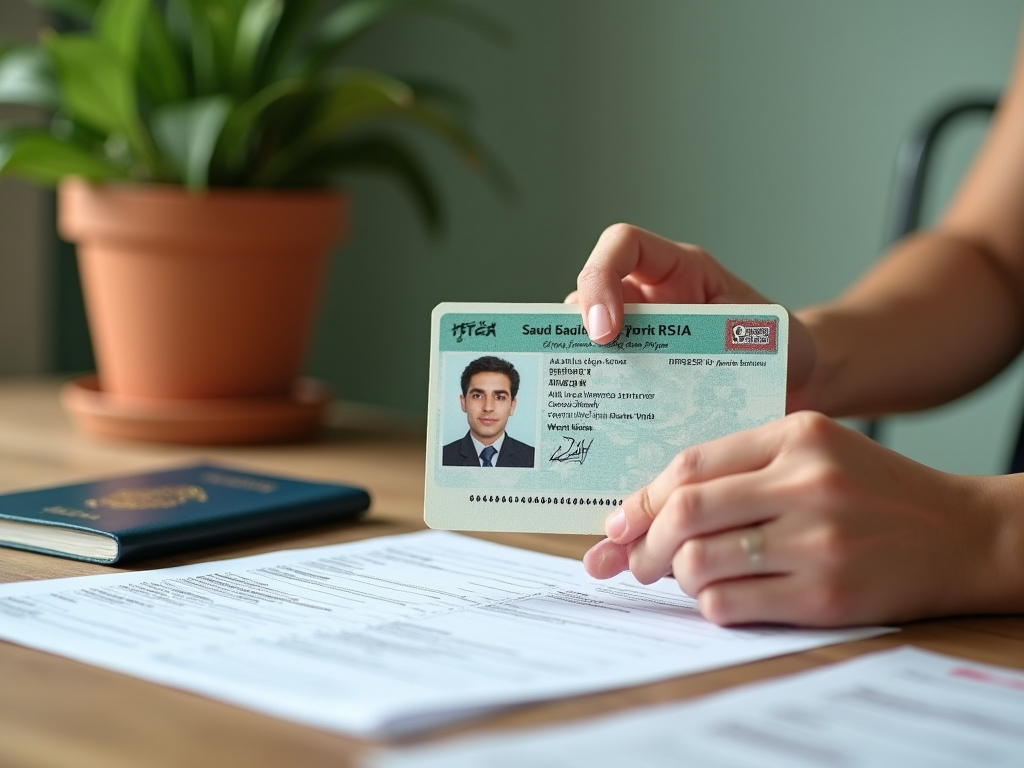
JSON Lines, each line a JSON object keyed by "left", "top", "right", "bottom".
{"left": 424, "top": 303, "right": 788, "bottom": 534}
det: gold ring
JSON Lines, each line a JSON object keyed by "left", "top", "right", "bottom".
{"left": 739, "top": 527, "right": 765, "bottom": 572}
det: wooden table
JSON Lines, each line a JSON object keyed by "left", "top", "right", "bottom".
{"left": 1, "top": 379, "right": 1022, "bottom": 768}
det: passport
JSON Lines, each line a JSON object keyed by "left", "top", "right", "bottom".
{"left": 0, "top": 463, "right": 370, "bottom": 564}
{"left": 425, "top": 302, "right": 787, "bottom": 534}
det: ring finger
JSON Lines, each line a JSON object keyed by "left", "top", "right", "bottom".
{"left": 670, "top": 523, "right": 788, "bottom": 598}
{"left": 626, "top": 472, "right": 786, "bottom": 583}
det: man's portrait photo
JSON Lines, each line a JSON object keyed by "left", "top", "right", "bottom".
{"left": 442, "top": 356, "right": 536, "bottom": 468}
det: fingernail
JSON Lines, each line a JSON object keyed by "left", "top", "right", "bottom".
{"left": 587, "top": 304, "right": 612, "bottom": 341}
{"left": 583, "top": 539, "right": 627, "bottom": 578}
{"left": 606, "top": 507, "right": 627, "bottom": 540}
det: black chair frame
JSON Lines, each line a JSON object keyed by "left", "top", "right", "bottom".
{"left": 861, "top": 97, "right": 1024, "bottom": 473}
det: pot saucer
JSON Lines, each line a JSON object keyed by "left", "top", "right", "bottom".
{"left": 60, "top": 375, "right": 331, "bottom": 445}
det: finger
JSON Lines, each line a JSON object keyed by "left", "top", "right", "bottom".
{"left": 577, "top": 225, "right": 774, "bottom": 345}
{"left": 696, "top": 571, "right": 856, "bottom": 628}
{"left": 694, "top": 575, "right": 806, "bottom": 626}
{"left": 607, "top": 421, "right": 787, "bottom": 545}
{"left": 669, "top": 524, "right": 788, "bottom": 596}
{"left": 620, "top": 276, "right": 649, "bottom": 303}
{"left": 567, "top": 282, "right": 646, "bottom": 306}
{"left": 573, "top": 228, "right": 811, "bottom": 397}
{"left": 626, "top": 474, "right": 783, "bottom": 584}
{"left": 576, "top": 225, "right": 723, "bottom": 344}
{"left": 583, "top": 538, "right": 629, "bottom": 579}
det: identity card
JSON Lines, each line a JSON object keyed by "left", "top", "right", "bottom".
{"left": 425, "top": 303, "right": 788, "bottom": 534}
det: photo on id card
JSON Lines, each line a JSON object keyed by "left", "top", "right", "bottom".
{"left": 424, "top": 303, "right": 788, "bottom": 534}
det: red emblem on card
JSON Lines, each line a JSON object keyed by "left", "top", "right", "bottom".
{"left": 725, "top": 318, "right": 778, "bottom": 352}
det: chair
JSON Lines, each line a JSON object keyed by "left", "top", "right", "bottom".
{"left": 862, "top": 97, "right": 1020, "bottom": 468}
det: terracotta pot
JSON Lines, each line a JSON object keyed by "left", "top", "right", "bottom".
{"left": 58, "top": 179, "right": 346, "bottom": 401}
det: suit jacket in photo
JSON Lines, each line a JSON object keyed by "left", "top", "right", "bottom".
{"left": 442, "top": 432, "right": 535, "bottom": 468}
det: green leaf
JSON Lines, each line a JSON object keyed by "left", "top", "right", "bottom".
{"left": 290, "top": 134, "right": 443, "bottom": 232}
{"left": 19, "top": 0, "right": 508, "bottom": 206}
{"left": 181, "top": 0, "right": 249, "bottom": 95}
{"left": 403, "top": 77, "right": 474, "bottom": 121}
{"left": 136, "top": 5, "right": 189, "bottom": 104}
{"left": 231, "top": 0, "right": 282, "bottom": 96}
{"left": 0, "top": 46, "right": 60, "bottom": 109}
{"left": 305, "top": 69, "right": 414, "bottom": 147}
{"left": 95, "top": 0, "right": 147, "bottom": 72}
{"left": 257, "top": 0, "right": 322, "bottom": 85}
{"left": 303, "top": 88, "right": 503, "bottom": 185}
{"left": 215, "top": 76, "right": 305, "bottom": 177}
{"left": 391, "top": 100, "right": 517, "bottom": 197}
{"left": 30, "top": 0, "right": 102, "bottom": 25}
{"left": 151, "top": 95, "right": 232, "bottom": 189}
{"left": 50, "top": 111, "right": 108, "bottom": 150}
{"left": 45, "top": 34, "right": 139, "bottom": 137}
{"left": 164, "top": 0, "right": 192, "bottom": 51}
{"left": 252, "top": 69, "right": 414, "bottom": 184}
{"left": 0, "top": 126, "right": 124, "bottom": 184}
{"left": 173, "top": 0, "right": 217, "bottom": 94}
{"left": 310, "top": 0, "right": 509, "bottom": 72}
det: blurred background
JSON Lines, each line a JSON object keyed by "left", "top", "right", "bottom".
{"left": 2, "top": 0, "right": 1022, "bottom": 473}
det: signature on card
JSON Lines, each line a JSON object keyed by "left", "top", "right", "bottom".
{"left": 549, "top": 437, "right": 594, "bottom": 465}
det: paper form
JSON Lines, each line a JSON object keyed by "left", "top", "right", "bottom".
{"left": 0, "top": 531, "right": 890, "bottom": 737}
{"left": 371, "top": 647, "right": 1024, "bottom": 767}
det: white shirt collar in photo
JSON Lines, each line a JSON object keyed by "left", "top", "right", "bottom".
{"left": 470, "top": 433, "right": 505, "bottom": 466}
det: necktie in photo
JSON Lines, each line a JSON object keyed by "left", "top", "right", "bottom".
{"left": 480, "top": 446, "right": 497, "bottom": 467}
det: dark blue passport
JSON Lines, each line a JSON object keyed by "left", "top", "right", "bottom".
{"left": 0, "top": 463, "right": 370, "bottom": 564}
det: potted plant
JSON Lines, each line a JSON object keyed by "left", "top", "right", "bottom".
{"left": 0, "top": 0, "right": 503, "bottom": 443}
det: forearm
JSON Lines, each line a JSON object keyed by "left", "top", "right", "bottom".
{"left": 794, "top": 229, "right": 1024, "bottom": 418}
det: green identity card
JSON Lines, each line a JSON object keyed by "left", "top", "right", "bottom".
{"left": 425, "top": 303, "right": 788, "bottom": 534}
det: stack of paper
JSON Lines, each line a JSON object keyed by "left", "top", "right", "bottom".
{"left": 370, "top": 647, "right": 1024, "bottom": 767}
{"left": 0, "top": 531, "right": 889, "bottom": 737}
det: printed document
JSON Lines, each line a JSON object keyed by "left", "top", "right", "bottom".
{"left": 0, "top": 531, "right": 889, "bottom": 737}
{"left": 371, "top": 647, "right": 1024, "bottom": 767}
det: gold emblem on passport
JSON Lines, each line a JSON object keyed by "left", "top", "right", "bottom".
{"left": 84, "top": 485, "right": 209, "bottom": 510}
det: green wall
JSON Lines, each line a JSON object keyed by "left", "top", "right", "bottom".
{"left": 56, "top": 1, "right": 1024, "bottom": 473}
{"left": 303, "top": 0, "right": 1024, "bottom": 473}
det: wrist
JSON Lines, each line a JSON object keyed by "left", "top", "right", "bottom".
{"left": 957, "top": 474, "right": 1024, "bottom": 615}
{"left": 787, "top": 306, "right": 831, "bottom": 414}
